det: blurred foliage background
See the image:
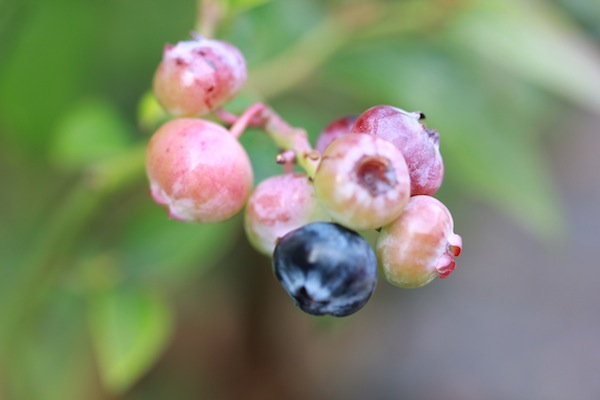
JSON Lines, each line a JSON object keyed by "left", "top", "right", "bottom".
{"left": 1, "top": 0, "right": 600, "bottom": 399}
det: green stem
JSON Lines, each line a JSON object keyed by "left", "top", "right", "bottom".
{"left": 196, "top": 0, "right": 222, "bottom": 38}
{"left": 228, "top": 103, "right": 320, "bottom": 178}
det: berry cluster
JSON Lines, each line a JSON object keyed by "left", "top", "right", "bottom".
{"left": 145, "top": 34, "right": 462, "bottom": 317}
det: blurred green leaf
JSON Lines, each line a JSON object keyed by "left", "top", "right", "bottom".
{"left": 448, "top": 0, "right": 600, "bottom": 114}
{"left": 440, "top": 115, "right": 565, "bottom": 241}
{"left": 0, "top": 0, "right": 100, "bottom": 155}
{"left": 49, "top": 98, "right": 132, "bottom": 170}
{"left": 137, "top": 91, "right": 170, "bottom": 134}
{"left": 88, "top": 284, "right": 173, "bottom": 394}
{"left": 227, "top": 0, "right": 324, "bottom": 66}
{"left": 9, "top": 290, "right": 92, "bottom": 400}
{"left": 238, "top": 126, "right": 282, "bottom": 184}
{"left": 119, "top": 203, "right": 241, "bottom": 283}
{"left": 225, "top": 0, "right": 272, "bottom": 14}
{"left": 553, "top": 0, "right": 600, "bottom": 37}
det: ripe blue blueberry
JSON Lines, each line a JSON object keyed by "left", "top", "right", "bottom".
{"left": 273, "top": 222, "right": 377, "bottom": 317}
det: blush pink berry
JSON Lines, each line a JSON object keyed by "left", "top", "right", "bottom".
{"left": 244, "top": 173, "right": 329, "bottom": 255}
{"left": 146, "top": 118, "right": 253, "bottom": 223}
{"left": 313, "top": 134, "right": 411, "bottom": 231}
{"left": 376, "top": 195, "right": 462, "bottom": 288}
{"left": 153, "top": 34, "right": 247, "bottom": 117}
{"left": 315, "top": 115, "right": 357, "bottom": 154}
{"left": 351, "top": 105, "right": 444, "bottom": 196}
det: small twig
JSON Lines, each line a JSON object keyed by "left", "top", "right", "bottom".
{"left": 226, "top": 103, "right": 320, "bottom": 178}
{"left": 196, "top": 0, "right": 222, "bottom": 38}
{"left": 215, "top": 108, "right": 264, "bottom": 127}
{"left": 229, "top": 103, "right": 268, "bottom": 139}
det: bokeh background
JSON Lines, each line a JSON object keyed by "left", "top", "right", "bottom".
{"left": 1, "top": 0, "right": 600, "bottom": 399}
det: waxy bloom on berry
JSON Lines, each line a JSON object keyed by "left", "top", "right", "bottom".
{"left": 153, "top": 34, "right": 247, "bottom": 117}
{"left": 376, "top": 195, "right": 462, "bottom": 288}
{"left": 313, "top": 134, "right": 411, "bottom": 231}
{"left": 146, "top": 118, "right": 253, "bottom": 223}
{"left": 273, "top": 222, "right": 378, "bottom": 317}
{"left": 244, "top": 173, "right": 330, "bottom": 255}
{"left": 352, "top": 105, "right": 444, "bottom": 196}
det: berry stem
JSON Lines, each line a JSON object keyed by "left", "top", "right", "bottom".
{"left": 226, "top": 103, "right": 320, "bottom": 179}
{"left": 228, "top": 102, "right": 268, "bottom": 138}
{"left": 196, "top": 0, "right": 222, "bottom": 38}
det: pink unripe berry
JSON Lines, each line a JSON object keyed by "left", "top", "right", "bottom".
{"left": 313, "top": 134, "right": 411, "bottom": 231}
{"left": 376, "top": 195, "right": 462, "bottom": 288}
{"left": 146, "top": 118, "right": 253, "bottom": 223}
{"left": 244, "top": 173, "right": 330, "bottom": 255}
{"left": 351, "top": 105, "right": 444, "bottom": 196}
{"left": 315, "top": 115, "right": 357, "bottom": 154}
{"left": 153, "top": 34, "right": 247, "bottom": 117}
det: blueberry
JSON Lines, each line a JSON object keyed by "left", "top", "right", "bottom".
{"left": 273, "top": 222, "right": 377, "bottom": 317}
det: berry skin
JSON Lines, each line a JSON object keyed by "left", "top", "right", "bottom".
{"left": 315, "top": 115, "right": 357, "bottom": 154}
{"left": 313, "top": 134, "right": 411, "bottom": 231}
{"left": 351, "top": 105, "right": 444, "bottom": 196}
{"left": 376, "top": 195, "right": 462, "bottom": 288}
{"left": 273, "top": 222, "right": 377, "bottom": 317}
{"left": 153, "top": 34, "right": 247, "bottom": 117}
{"left": 244, "top": 173, "right": 330, "bottom": 255}
{"left": 146, "top": 118, "right": 253, "bottom": 223}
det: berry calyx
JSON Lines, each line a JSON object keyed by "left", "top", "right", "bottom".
{"left": 273, "top": 222, "right": 378, "bottom": 317}
{"left": 153, "top": 34, "right": 247, "bottom": 117}
{"left": 146, "top": 118, "right": 253, "bottom": 223}
{"left": 244, "top": 173, "right": 330, "bottom": 255}
{"left": 376, "top": 195, "right": 462, "bottom": 288}
{"left": 351, "top": 105, "right": 444, "bottom": 196}
{"left": 313, "top": 134, "right": 410, "bottom": 231}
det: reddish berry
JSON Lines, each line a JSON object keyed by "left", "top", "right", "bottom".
{"left": 146, "top": 118, "right": 253, "bottom": 223}
{"left": 351, "top": 105, "right": 444, "bottom": 196}
{"left": 153, "top": 34, "right": 247, "bottom": 117}
{"left": 376, "top": 195, "right": 462, "bottom": 288}
{"left": 313, "top": 134, "right": 410, "bottom": 231}
{"left": 315, "top": 115, "right": 357, "bottom": 154}
{"left": 244, "top": 173, "right": 329, "bottom": 255}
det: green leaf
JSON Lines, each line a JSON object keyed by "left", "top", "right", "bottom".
{"left": 225, "top": 0, "right": 272, "bottom": 14}
{"left": 440, "top": 114, "right": 565, "bottom": 241}
{"left": 137, "top": 91, "right": 170, "bottom": 134}
{"left": 7, "top": 290, "right": 93, "bottom": 400}
{"left": 448, "top": 0, "right": 600, "bottom": 114}
{"left": 118, "top": 202, "right": 241, "bottom": 283}
{"left": 0, "top": 0, "right": 101, "bottom": 155}
{"left": 49, "top": 98, "right": 132, "bottom": 170}
{"left": 88, "top": 284, "right": 173, "bottom": 394}
{"left": 238, "top": 125, "right": 282, "bottom": 184}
